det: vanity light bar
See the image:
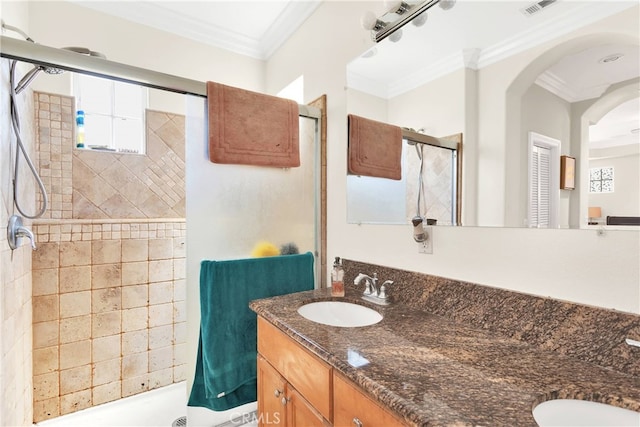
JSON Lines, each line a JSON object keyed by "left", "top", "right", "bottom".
{"left": 374, "top": 0, "right": 441, "bottom": 43}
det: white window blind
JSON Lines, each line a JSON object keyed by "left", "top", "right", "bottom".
{"left": 530, "top": 144, "right": 552, "bottom": 228}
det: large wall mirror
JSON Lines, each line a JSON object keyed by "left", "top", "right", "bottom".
{"left": 346, "top": 0, "right": 639, "bottom": 229}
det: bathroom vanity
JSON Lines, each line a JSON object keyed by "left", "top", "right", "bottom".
{"left": 250, "top": 268, "right": 640, "bottom": 426}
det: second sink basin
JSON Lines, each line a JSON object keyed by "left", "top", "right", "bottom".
{"left": 297, "top": 301, "right": 382, "bottom": 327}
{"left": 533, "top": 399, "right": 640, "bottom": 426}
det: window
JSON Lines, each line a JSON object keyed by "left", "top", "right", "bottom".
{"left": 73, "top": 74, "right": 148, "bottom": 153}
{"left": 589, "top": 167, "right": 614, "bottom": 193}
{"left": 528, "top": 132, "right": 560, "bottom": 228}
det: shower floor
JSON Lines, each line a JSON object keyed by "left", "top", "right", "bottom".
{"left": 35, "top": 382, "right": 187, "bottom": 427}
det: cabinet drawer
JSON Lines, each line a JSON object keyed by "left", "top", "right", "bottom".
{"left": 333, "top": 373, "right": 406, "bottom": 427}
{"left": 258, "top": 317, "right": 332, "bottom": 420}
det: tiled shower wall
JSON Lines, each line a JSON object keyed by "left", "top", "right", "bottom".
{"left": 31, "top": 92, "right": 187, "bottom": 421}
{"left": 31, "top": 223, "right": 186, "bottom": 421}
{"left": 1, "top": 60, "right": 35, "bottom": 426}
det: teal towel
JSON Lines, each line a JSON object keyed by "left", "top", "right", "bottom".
{"left": 188, "top": 252, "right": 315, "bottom": 411}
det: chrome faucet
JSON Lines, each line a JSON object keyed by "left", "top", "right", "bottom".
{"left": 354, "top": 273, "right": 393, "bottom": 305}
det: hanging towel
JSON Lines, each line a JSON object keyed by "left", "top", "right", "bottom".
{"left": 188, "top": 252, "right": 315, "bottom": 411}
{"left": 348, "top": 114, "right": 402, "bottom": 180}
{"left": 207, "top": 81, "right": 300, "bottom": 168}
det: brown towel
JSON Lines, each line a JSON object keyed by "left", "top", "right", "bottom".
{"left": 207, "top": 81, "right": 300, "bottom": 168}
{"left": 348, "top": 114, "right": 402, "bottom": 180}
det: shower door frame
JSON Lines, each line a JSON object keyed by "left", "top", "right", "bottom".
{"left": 0, "top": 35, "right": 325, "bottom": 287}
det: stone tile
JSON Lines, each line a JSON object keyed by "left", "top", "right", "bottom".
{"left": 122, "top": 330, "right": 148, "bottom": 355}
{"left": 121, "top": 261, "right": 148, "bottom": 286}
{"left": 91, "top": 264, "right": 121, "bottom": 289}
{"left": 32, "top": 243, "right": 59, "bottom": 269}
{"left": 92, "top": 240, "right": 121, "bottom": 264}
{"left": 149, "top": 324, "right": 173, "bottom": 350}
{"left": 122, "top": 307, "right": 148, "bottom": 332}
{"left": 173, "top": 237, "right": 185, "bottom": 258}
{"left": 33, "top": 295, "right": 59, "bottom": 323}
{"left": 121, "top": 239, "right": 148, "bottom": 262}
{"left": 122, "top": 352, "right": 148, "bottom": 378}
{"left": 59, "top": 241, "right": 91, "bottom": 267}
{"left": 101, "top": 193, "right": 146, "bottom": 219}
{"left": 92, "top": 335, "right": 121, "bottom": 363}
{"left": 59, "top": 389, "right": 91, "bottom": 416}
{"left": 60, "top": 365, "right": 91, "bottom": 395}
{"left": 60, "top": 315, "right": 91, "bottom": 344}
{"left": 122, "top": 374, "right": 149, "bottom": 398}
{"left": 174, "top": 322, "right": 186, "bottom": 345}
{"left": 148, "top": 238, "right": 173, "bottom": 260}
{"left": 173, "top": 258, "right": 185, "bottom": 280}
{"left": 122, "top": 284, "right": 148, "bottom": 309}
{"left": 59, "top": 265, "right": 91, "bottom": 293}
{"left": 60, "top": 291, "right": 91, "bottom": 318}
{"left": 93, "top": 381, "right": 121, "bottom": 406}
{"left": 92, "top": 311, "right": 121, "bottom": 338}
{"left": 148, "top": 259, "right": 173, "bottom": 283}
{"left": 59, "top": 340, "right": 91, "bottom": 370}
{"left": 149, "top": 303, "right": 173, "bottom": 328}
{"left": 93, "top": 357, "right": 121, "bottom": 386}
{"left": 33, "top": 346, "right": 58, "bottom": 375}
{"left": 173, "top": 279, "right": 186, "bottom": 302}
{"left": 173, "top": 343, "right": 187, "bottom": 366}
{"left": 173, "top": 364, "right": 186, "bottom": 382}
{"left": 33, "top": 371, "right": 59, "bottom": 401}
{"left": 149, "top": 346, "right": 173, "bottom": 372}
{"left": 149, "top": 281, "right": 172, "bottom": 305}
{"left": 91, "top": 288, "right": 122, "bottom": 313}
{"left": 173, "top": 300, "right": 186, "bottom": 323}
{"left": 32, "top": 268, "right": 59, "bottom": 296}
{"left": 34, "top": 320, "right": 59, "bottom": 349}
{"left": 148, "top": 367, "right": 173, "bottom": 390}
{"left": 33, "top": 397, "right": 60, "bottom": 422}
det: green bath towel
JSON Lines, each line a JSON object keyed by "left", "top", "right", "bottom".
{"left": 188, "top": 252, "right": 315, "bottom": 411}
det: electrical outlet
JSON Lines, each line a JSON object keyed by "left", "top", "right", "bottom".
{"left": 418, "top": 226, "right": 433, "bottom": 254}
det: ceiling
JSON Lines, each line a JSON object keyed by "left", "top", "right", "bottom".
{"left": 71, "top": 0, "right": 321, "bottom": 60}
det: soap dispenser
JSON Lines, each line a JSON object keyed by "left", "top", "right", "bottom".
{"left": 331, "top": 257, "right": 345, "bottom": 297}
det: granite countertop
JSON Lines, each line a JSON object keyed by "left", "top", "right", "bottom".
{"left": 250, "top": 288, "right": 640, "bottom": 427}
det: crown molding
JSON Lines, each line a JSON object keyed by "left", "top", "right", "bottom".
{"left": 71, "top": 0, "right": 321, "bottom": 60}
{"left": 261, "top": 1, "right": 322, "bottom": 59}
{"left": 387, "top": 51, "right": 466, "bottom": 98}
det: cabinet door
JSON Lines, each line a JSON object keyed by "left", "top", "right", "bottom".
{"left": 333, "top": 373, "right": 407, "bottom": 427}
{"left": 287, "top": 387, "right": 329, "bottom": 427}
{"left": 257, "top": 355, "right": 287, "bottom": 427}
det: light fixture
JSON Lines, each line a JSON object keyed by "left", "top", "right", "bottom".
{"left": 363, "top": 0, "right": 454, "bottom": 43}
{"left": 588, "top": 206, "right": 602, "bottom": 225}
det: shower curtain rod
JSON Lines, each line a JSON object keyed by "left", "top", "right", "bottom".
{"left": 0, "top": 36, "right": 321, "bottom": 120}
{"left": 402, "top": 128, "right": 458, "bottom": 151}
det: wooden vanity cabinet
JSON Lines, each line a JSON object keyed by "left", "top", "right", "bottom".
{"left": 257, "top": 316, "right": 407, "bottom": 427}
{"left": 333, "top": 373, "right": 406, "bottom": 427}
{"left": 257, "top": 317, "right": 331, "bottom": 427}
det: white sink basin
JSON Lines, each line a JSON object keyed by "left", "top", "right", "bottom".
{"left": 533, "top": 399, "right": 640, "bottom": 426}
{"left": 297, "top": 301, "right": 382, "bottom": 327}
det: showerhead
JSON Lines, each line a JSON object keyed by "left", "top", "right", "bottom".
{"left": 13, "top": 46, "right": 107, "bottom": 94}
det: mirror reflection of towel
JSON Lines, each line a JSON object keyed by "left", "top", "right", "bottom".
{"left": 348, "top": 114, "right": 402, "bottom": 180}
{"left": 207, "top": 81, "right": 300, "bottom": 168}
{"left": 188, "top": 252, "right": 315, "bottom": 411}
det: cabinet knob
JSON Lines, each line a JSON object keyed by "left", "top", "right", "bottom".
{"left": 274, "top": 389, "right": 282, "bottom": 398}
{"left": 281, "top": 396, "right": 290, "bottom": 406}
{"left": 353, "top": 417, "right": 363, "bottom": 427}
